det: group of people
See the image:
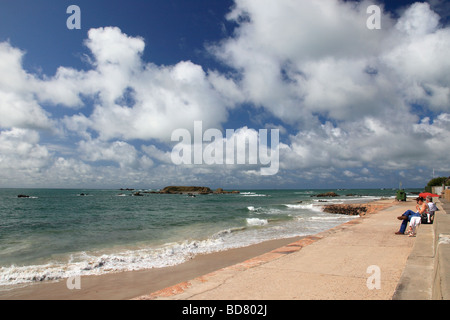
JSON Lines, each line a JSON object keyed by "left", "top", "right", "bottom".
{"left": 396, "top": 196, "right": 438, "bottom": 237}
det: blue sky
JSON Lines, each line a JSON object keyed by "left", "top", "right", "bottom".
{"left": 0, "top": 0, "right": 449, "bottom": 189}
{"left": 0, "top": 1, "right": 233, "bottom": 72}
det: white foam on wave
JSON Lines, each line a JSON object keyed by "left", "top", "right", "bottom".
{"left": 0, "top": 229, "right": 250, "bottom": 287}
{"left": 241, "top": 192, "right": 268, "bottom": 197}
{"left": 247, "top": 206, "right": 285, "bottom": 215}
{"left": 0, "top": 241, "right": 212, "bottom": 286}
{"left": 284, "top": 203, "right": 324, "bottom": 212}
{"left": 212, "top": 227, "right": 246, "bottom": 238}
{"left": 246, "top": 218, "right": 269, "bottom": 226}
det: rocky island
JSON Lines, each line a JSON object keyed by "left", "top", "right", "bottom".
{"left": 159, "top": 186, "right": 213, "bottom": 194}
{"left": 125, "top": 186, "right": 240, "bottom": 196}
{"left": 159, "top": 186, "right": 240, "bottom": 195}
{"left": 312, "top": 192, "right": 340, "bottom": 197}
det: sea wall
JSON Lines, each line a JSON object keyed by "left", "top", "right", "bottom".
{"left": 432, "top": 199, "right": 450, "bottom": 300}
{"left": 393, "top": 198, "right": 450, "bottom": 300}
{"left": 445, "top": 189, "right": 450, "bottom": 201}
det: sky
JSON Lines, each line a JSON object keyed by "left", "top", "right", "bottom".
{"left": 0, "top": 0, "right": 449, "bottom": 190}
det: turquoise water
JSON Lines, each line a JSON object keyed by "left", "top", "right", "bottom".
{"left": 0, "top": 188, "right": 420, "bottom": 287}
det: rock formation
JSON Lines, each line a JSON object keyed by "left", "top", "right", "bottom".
{"left": 313, "top": 192, "right": 340, "bottom": 197}
{"left": 159, "top": 186, "right": 213, "bottom": 194}
{"left": 120, "top": 186, "right": 240, "bottom": 195}
{"left": 323, "top": 204, "right": 367, "bottom": 216}
{"left": 322, "top": 203, "right": 393, "bottom": 216}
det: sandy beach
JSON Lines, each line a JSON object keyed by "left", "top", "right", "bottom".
{"left": 0, "top": 199, "right": 416, "bottom": 300}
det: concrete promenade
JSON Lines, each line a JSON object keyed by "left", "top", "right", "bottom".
{"left": 135, "top": 200, "right": 422, "bottom": 300}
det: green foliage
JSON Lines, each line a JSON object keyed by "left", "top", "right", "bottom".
{"left": 426, "top": 177, "right": 450, "bottom": 187}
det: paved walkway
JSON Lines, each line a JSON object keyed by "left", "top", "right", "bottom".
{"left": 135, "top": 200, "right": 416, "bottom": 300}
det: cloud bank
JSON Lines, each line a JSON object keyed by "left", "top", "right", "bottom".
{"left": 0, "top": 1, "right": 449, "bottom": 188}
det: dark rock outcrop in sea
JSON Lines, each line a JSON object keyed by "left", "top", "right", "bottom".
{"left": 313, "top": 192, "right": 340, "bottom": 197}
{"left": 145, "top": 186, "right": 240, "bottom": 195}
{"left": 160, "top": 186, "right": 213, "bottom": 194}
{"left": 213, "top": 188, "right": 240, "bottom": 194}
{"left": 322, "top": 203, "right": 394, "bottom": 216}
{"left": 117, "top": 186, "right": 240, "bottom": 195}
{"left": 323, "top": 204, "right": 368, "bottom": 216}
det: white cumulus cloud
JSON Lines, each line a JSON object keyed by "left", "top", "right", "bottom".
{"left": 1, "top": 1, "right": 450, "bottom": 188}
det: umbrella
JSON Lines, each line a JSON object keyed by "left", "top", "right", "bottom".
{"left": 419, "top": 192, "right": 440, "bottom": 198}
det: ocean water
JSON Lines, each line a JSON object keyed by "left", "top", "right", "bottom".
{"left": 0, "top": 188, "right": 420, "bottom": 288}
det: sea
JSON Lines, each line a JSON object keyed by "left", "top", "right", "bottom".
{"left": 0, "top": 188, "right": 421, "bottom": 289}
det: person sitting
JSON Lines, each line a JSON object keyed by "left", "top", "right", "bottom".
{"left": 395, "top": 197, "right": 427, "bottom": 235}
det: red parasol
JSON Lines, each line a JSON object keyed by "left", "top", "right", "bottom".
{"left": 419, "top": 192, "right": 440, "bottom": 198}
